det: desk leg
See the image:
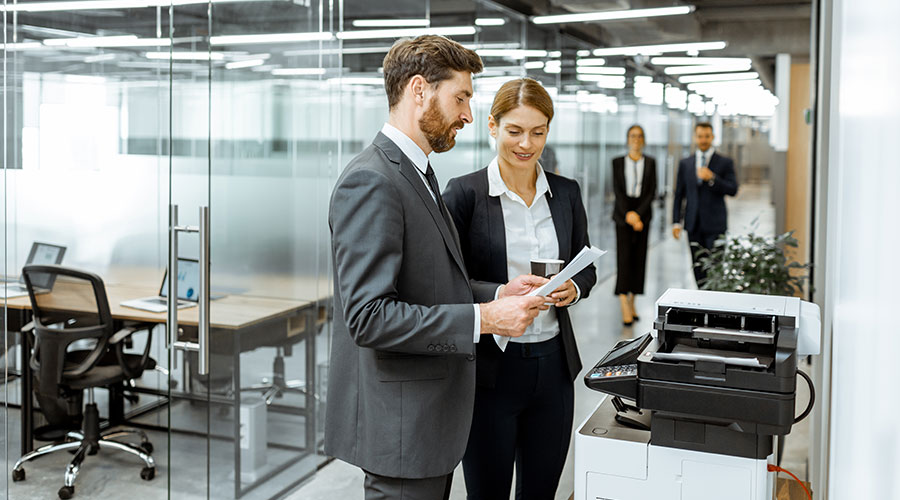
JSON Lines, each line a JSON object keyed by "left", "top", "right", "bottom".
{"left": 233, "top": 331, "right": 242, "bottom": 499}
{"left": 20, "top": 329, "right": 33, "bottom": 456}
{"left": 305, "top": 309, "right": 316, "bottom": 454}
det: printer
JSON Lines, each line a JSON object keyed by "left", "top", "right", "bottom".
{"left": 574, "top": 288, "right": 821, "bottom": 500}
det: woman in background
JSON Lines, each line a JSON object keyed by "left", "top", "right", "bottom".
{"left": 444, "top": 78, "right": 596, "bottom": 500}
{"left": 612, "top": 124, "right": 657, "bottom": 325}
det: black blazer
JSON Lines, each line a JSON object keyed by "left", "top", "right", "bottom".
{"left": 612, "top": 155, "right": 657, "bottom": 226}
{"left": 443, "top": 167, "right": 597, "bottom": 384}
{"left": 672, "top": 152, "right": 739, "bottom": 235}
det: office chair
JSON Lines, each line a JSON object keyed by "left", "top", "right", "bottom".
{"left": 240, "top": 344, "right": 314, "bottom": 405}
{"left": 11, "top": 265, "right": 157, "bottom": 499}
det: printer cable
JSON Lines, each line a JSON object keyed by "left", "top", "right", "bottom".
{"left": 768, "top": 464, "right": 812, "bottom": 500}
{"left": 794, "top": 369, "right": 815, "bottom": 424}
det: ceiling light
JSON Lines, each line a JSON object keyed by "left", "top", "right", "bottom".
{"left": 533, "top": 6, "right": 694, "bottom": 25}
{"left": 476, "top": 49, "right": 547, "bottom": 59}
{"left": 328, "top": 77, "right": 384, "bottom": 85}
{"left": 523, "top": 61, "right": 544, "bottom": 69}
{"left": 577, "top": 58, "right": 606, "bottom": 66}
{"left": 352, "top": 19, "right": 429, "bottom": 28}
{"left": 576, "top": 74, "right": 626, "bottom": 88}
{"left": 272, "top": 67, "right": 327, "bottom": 76}
{"left": 576, "top": 66, "right": 625, "bottom": 75}
{"left": 475, "top": 18, "right": 506, "bottom": 26}
{"left": 664, "top": 63, "right": 751, "bottom": 75}
{"left": 2, "top": 0, "right": 273, "bottom": 13}
{"left": 4, "top": 42, "right": 44, "bottom": 51}
{"left": 576, "top": 50, "right": 591, "bottom": 57}
{"left": 544, "top": 65, "right": 561, "bottom": 74}
{"left": 678, "top": 71, "right": 758, "bottom": 84}
{"left": 337, "top": 26, "right": 476, "bottom": 40}
{"left": 225, "top": 58, "right": 267, "bottom": 69}
{"left": 593, "top": 41, "right": 726, "bottom": 57}
{"left": 44, "top": 35, "right": 171, "bottom": 48}
{"left": 651, "top": 56, "right": 752, "bottom": 65}
{"left": 548, "top": 51, "right": 561, "bottom": 58}
{"left": 84, "top": 53, "right": 118, "bottom": 63}
{"left": 211, "top": 32, "right": 334, "bottom": 45}
{"left": 145, "top": 51, "right": 225, "bottom": 61}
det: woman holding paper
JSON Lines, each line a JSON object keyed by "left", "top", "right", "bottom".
{"left": 612, "top": 125, "right": 657, "bottom": 325}
{"left": 443, "top": 78, "right": 597, "bottom": 500}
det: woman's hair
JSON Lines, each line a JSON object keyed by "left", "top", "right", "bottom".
{"left": 490, "top": 78, "right": 554, "bottom": 124}
{"left": 626, "top": 124, "right": 645, "bottom": 142}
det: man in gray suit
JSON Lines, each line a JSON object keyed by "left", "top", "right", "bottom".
{"left": 326, "top": 35, "right": 550, "bottom": 499}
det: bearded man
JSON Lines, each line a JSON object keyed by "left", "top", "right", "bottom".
{"left": 325, "top": 35, "right": 549, "bottom": 500}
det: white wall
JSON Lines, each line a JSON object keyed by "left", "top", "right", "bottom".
{"left": 823, "top": 0, "right": 900, "bottom": 497}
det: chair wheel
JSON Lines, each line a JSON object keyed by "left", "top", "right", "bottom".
{"left": 58, "top": 486, "right": 74, "bottom": 499}
{"left": 11, "top": 468, "right": 25, "bottom": 481}
{"left": 140, "top": 467, "right": 155, "bottom": 481}
{"left": 140, "top": 442, "right": 154, "bottom": 454}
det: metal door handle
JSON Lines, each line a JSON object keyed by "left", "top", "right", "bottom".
{"left": 168, "top": 204, "right": 210, "bottom": 375}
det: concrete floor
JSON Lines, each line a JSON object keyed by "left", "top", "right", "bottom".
{"left": 291, "top": 182, "right": 810, "bottom": 500}
{"left": 0, "top": 182, "right": 810, "bottom": 499}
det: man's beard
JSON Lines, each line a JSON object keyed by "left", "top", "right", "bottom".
{"left": 419, "top": 96, "right": 464, "bottom": 153}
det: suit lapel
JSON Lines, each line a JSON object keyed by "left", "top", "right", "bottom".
{"left": 395, "top": 155, "right": 469, "bottom": 280}
{"left": 485, "top": 193, "right": 508, "bottom": 282}
{"left": 546, "top": 180, "right": 571, "bottom": 263}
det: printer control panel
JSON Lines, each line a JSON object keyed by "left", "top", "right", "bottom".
{"left": 588, "top": 363, "right": 637, "bottom": 380}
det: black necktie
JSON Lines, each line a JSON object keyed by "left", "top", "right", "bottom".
{"left": 424, "top": 163, "right": 453, "bottom": 230}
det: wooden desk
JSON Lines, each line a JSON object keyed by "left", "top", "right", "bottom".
{"left": 4, "top": 278, "right": 331, "bottom": 499}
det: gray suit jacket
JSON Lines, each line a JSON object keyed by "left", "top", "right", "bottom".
{"left": 325, "top": 132, "right": 496, "bottom": 479}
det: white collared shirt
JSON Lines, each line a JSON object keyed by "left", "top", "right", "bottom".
{"left": 696, "top": 147, "right": 715, "bottom": 174}
{"left": 624, "top": 155, "right": 645, "bottom": 198}
{"left": 487, "top": 157, "right": 561, "bottom": 345}
{"left": 379, "top": 122, "right": 481, "bottom": 343}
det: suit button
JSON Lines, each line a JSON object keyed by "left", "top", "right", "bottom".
{"left": 466, "top": 354, "right": 475, "bottom": 361}
{"left": 427, "top": 344, "right": 435, "bottom": 352}
{"left": 442, "top": 345, "right": 450, "bottom": 352}
{"left": 450, "top": 345, "right": 457, "bottom": 353}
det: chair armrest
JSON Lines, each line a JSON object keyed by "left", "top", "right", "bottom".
{"left": 20, "top": 321, "right": 34, "bottom": 333}
{"left": 113, "top": 323, "right": 155, "bottom": 379}
{"left": 110, "top": 327, "right": 138, "bottom": 345}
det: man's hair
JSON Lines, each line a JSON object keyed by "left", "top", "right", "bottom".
{"left": 382, "top": 35, "right": 483, "bottom": 109}
{"left": 695, "top": 122, "right": 714, "bottom": 132}
{"left": 490, "top": 78, "right": 554, "bottom": 125}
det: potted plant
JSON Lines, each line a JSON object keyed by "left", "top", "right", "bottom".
{"left": 695, "top": 229, "right": 811, "bottom": 296}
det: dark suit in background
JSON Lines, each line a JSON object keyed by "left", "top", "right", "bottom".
{"left": 326, "top": 133, "right": 497, "bottom": 498}
{"left": 673, "top": 151, "right": 739, "bottom": 285}
{"left": 611, "top": 155, "right": 657, "bottom": 295}
{"left": 443, "top": 168, "right": 596, "bottom": 500}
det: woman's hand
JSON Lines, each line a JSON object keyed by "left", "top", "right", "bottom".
{"left": 549, "top": 279, "right": 578, "bottom": 307}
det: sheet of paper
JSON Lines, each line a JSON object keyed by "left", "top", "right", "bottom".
{"left": 493, "top": 245, "right": 607, "bottom": 351}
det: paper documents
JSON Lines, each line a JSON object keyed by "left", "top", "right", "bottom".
{"left": 494, "top": 246, "right": 607, "bottom": 351}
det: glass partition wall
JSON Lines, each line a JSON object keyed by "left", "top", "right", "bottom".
{"left": 1, "top": 1, "right": 703, "bottom": 498}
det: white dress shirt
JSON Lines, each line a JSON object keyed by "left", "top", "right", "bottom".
{"left": 487, "top": 157, "right": 563, "bottom": 346}
{"left": 379, "top": 123, "right": 482, "bottom": 342}
{"left": 696, "top": 147, "right": 715, "bottom": 180}
{"left": 624, "top": 155, "right": 645, "bottom": 198}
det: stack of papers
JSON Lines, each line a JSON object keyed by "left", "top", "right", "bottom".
{"left": 494, "top": 246, "right": 607, "bottom": 351}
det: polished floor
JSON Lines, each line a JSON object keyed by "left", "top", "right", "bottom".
{"left": 0, "top": 182, "right": 810, "bottom": 499}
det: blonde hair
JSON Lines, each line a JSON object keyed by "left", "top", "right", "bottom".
{"left": 490, "top": 78, "right": 554, "bottom": 124}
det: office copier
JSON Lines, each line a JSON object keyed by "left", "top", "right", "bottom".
{"left": 574, "top": 289, "right": 821, "bottom": 500}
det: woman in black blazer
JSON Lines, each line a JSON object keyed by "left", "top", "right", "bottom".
{"left": 444, "top": 78, "right": 596, "bottom": 500}
{"left": 612, "top": 125, "right": 657, "bottom": 325}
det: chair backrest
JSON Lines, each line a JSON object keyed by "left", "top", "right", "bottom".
{"left": 22, "top": 265, "right": 114, "bottom": 401}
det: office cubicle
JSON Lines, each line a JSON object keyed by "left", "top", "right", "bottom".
{"left": 0, "top": 1, "right": 698, "bottom": 498}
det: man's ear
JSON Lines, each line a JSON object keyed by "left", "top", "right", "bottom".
{"left": 408, "top": 75, "right": 426, "bottom": 104}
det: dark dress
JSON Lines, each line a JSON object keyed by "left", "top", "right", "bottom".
{"left": 612, "top": 155, "right": 657, "bottom": 295}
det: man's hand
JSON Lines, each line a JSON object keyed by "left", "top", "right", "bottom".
{"left": 549, "top": 279, "right": 578, "bottom": 307}
{"left": 698, "top": 166, "right": 715, "bottom": 182}
{"left": 633, "top": 220, "right": 644, "bottom": 232}
{"left": 672, "top": 226, "right": 682, "bottom": 239}
{"left": 498, "top": 274, "right": 549, "bottom": 298}
{"left": 479, "top": 296, "right": 548, "bottom": 337}
{"left": 625, "top": 210, "right": 641, "bottom": 227}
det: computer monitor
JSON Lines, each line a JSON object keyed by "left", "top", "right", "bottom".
{"left": 159, "top": 258, "right": 200, "bottom": 302}
{"left": 21, "top": 242, "right": 67, "bottom": 289}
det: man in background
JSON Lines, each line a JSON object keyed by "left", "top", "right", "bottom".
{"left": 672, "top": 122, "right": 739, "bottom": 286}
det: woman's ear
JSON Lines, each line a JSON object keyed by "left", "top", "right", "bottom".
{"left": 488, "top": 114, "right": 498, "bottom": 137}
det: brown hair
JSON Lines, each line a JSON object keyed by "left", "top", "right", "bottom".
{"left": 695, "top": 121, "right": 713, "bottom": 132}
{"left": 490, "top": 78, "right": 554, "bottom": 124}
{"left": 382, "top": 35, "right": 483, "bottom": 109}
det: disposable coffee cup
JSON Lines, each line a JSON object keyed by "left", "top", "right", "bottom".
{"left": 531, "top": 258, "right": 564, "bottom": 278}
